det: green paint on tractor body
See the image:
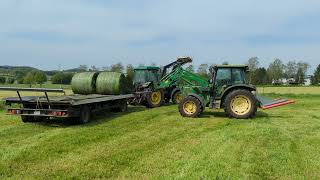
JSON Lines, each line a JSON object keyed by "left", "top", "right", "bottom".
{"left": 177, "top": 65, "right": 256, "bottom": 109}
{"left": 132, "top": 57, "right": 192, "bottom": 108}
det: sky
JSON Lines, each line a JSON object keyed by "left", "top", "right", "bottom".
{"left": 0, "top": 0, "right": 319, "bottom": 73}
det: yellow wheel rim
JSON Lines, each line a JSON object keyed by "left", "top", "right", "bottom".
{"left": 230, "top": 95, "right": 252, "bottom": 115}
{"left": 151, "top": 91, "right": 161, "bottom": 105}
{"left": 183, "top": 101, "right": 197, "bottom": 115}
{"left": 175, "top": 92, "right": 183, "bottom": 103}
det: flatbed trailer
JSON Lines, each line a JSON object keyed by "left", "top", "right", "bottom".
{"left": 0, "top": 87, "right": 134, "bottom": 124}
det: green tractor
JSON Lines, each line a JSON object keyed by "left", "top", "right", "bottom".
{"left": 178, "top": 65, "right": 294, "bottom": 119}
{"left": 133, "top": 57, "right": 192, "bottom": 108}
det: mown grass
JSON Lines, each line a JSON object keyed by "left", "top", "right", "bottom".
{"left": 0, "top": 92, "right": 320, "bottom": 179}
{"left": 257, "top": 86, "right": 320, "bottom": 94}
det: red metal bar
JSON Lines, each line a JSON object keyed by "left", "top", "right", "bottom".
{"left": 261, "top": 100, "right": 295, "bottom": 110}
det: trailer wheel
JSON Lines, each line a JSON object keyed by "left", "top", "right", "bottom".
{"left": 179, "top": 96, "right": 202, "bottom": 118}
{"left": 224, "top": 89, "right": 257, "bottom": 119}
{"left": 172, "top": 91, "right": 183, "bottom": 104}
{"left": 146, "top": 90, "right": 164, "bottom": 108}
{"left": 78, "top": 106, "right": 91, "bottom": 124}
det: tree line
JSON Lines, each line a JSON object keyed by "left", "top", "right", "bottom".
{"left": 1, "top": 59, "right": 319, "bottom": 87}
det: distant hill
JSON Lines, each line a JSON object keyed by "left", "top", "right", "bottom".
{"left": 0, "top": 65, "right": 39, "bottom": 72}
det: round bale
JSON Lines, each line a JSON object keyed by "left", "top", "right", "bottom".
{"left": 71, "top": 72, "right": 99, "bottom": 95}
{"left": 96, "top": 72, "right": 126, "bottom": 95}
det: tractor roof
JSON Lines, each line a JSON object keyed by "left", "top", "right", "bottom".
{"left": 134, "top": 66, "right": 160, "bottom": 70}
{"left": 213, "top": 65, "right": 250, "bottom": 71}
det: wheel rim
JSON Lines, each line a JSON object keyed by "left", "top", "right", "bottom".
{"left": 151, "top": 91, "right": 161, "bottom": 105}
{"left": 230, "top": 95, "right": 252, "bottom": 115}
{"left": 175, "top": 92, "right": 183, "bottom": 103}
{"left": 183, "top": 101, "right": 197, "bottom": 115}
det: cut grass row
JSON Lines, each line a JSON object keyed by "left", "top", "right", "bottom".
{"left": 0, "top": 93, "right": 319, "bottom": 179}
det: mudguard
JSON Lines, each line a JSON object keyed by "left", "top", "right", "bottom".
{"left": 187, "top": 93, "right": 205, "bottom": 108}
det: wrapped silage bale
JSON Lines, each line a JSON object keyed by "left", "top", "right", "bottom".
{"left": 96, "top": 72, "right": 126, "bottom": 95}
{"left": 71, "top": 72, "right": 99, "bottom": 95}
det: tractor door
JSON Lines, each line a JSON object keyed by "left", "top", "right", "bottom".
{"left": 214, "top": 68, "right": 246, "bottom": 98}
{"left": 215, "top": 68, "right": 232, "bottom": 98}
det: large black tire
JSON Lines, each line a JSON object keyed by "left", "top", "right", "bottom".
{"left": 224, "top": 89, "right": 257, "bottom": 119}
{"left": 77, "top": 106, "right": 91, "bottom": 124}
{"left": 179, "top": 96, "right": 202, "bottom": 118}
{"left": 172, "top": 90, "right": 183, "bottom": 104}
{"left": 146, "top": 90, "right": 164, "bottom": 108}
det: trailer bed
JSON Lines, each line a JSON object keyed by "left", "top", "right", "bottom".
{"left": 0, "top": 87, "right": 134, "bottom": 124}
{"left": 5, "top": 94, "right": 134, "bottom": 106}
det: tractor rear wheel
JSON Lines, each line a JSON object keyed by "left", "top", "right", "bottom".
{"left": 224, "top": 89, "right": 257, "bottom": 119}
{"left": 172, "top": 91, "right": 183, "bottom": 104}
{"left": 146, "top": 90, "right": 164, "bottom": 108}
{"left": 179, "top": 96, "right": 202, "bottom": 118}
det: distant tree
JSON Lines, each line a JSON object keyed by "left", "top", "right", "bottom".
{"left": 24, "top": 71, "right": 36, "bottom": 87}
{"left": 150, "top": 62, "right": 157, "bottom": 66}
{"left": 125, "top": 64, "right": 134, "bottom": 93}
{"left": 34, "top": 71, "right": 47, "bottom": 87}
{"left": 197, "top": 64, "right": 209, "bottom": 78}
{"left": 295, "top": 67, "right": 305, "bottom": 84}
{"left": 6, "top": 77, "right": 15, "bottom": 84}
{"left": 90, "top": 65, "right": 99, "bottom": 72}
{"left": 311, "top": 64, "right": 320, "bottom": 85}
{"left": 51, "top": 73, "right": 73, "bottom": 84}
{"left": 0, "top": 77, "right": 6, "bottom": 84}
{"left": 267, "top": 59, "right": 285, "bottom": 83}
{"left": 246, "top": 57, "right": 259, "bottom": 83}
{"left": 252, "top": 68, "right": 268, "bottom": 85}
{"left": 111, "top": 63, "right": 124, "bottom": 73}
{"left": 285, "top": 61, "right": 298, "bottom": 78}
{"left": 78, "top": 65, "right": 88, "bottom": 72}
{"left": 186, "top": 65, "right": 194, "bottom": 73}
{"left": 295, "top": 62, "right": 310, "bottom": 83}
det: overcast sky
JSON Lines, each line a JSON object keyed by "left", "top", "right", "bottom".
{"left": 0, "top": 0, "right": 319, "bottom": 72}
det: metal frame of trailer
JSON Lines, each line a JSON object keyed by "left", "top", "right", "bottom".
{"left": 0, "top": 87, "right": 134, "bottom": 124}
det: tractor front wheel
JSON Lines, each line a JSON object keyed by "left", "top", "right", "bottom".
{"left": 179, "top": 96, "right": 202, "bottom": 118}
{"left": 146, "top": 90, "right": 164, "bottom": 108}
{"left": 224, "top": 90, "right": 257, "bottom": 119}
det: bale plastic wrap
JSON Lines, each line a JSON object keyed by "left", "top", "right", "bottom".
{"left": 96, "top": 72, "right": 126, "bottom": 95}
{"left": 71, "top": 72, "right": 99, "bottom": 95}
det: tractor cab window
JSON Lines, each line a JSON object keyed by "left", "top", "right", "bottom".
{"left": 232, "top": 68, "right": 245, "bottom": 84}
{"left": 133, "top": 70, "right": 146, "bottom": 84}
{"left": 146, "top": 70, "right": 160, "bottom": 83}
{"left": 215, "top": 68, "right": 231, "bottom": 86}
{"left": 133, "top": 70, "right": 160, "bottom": 84}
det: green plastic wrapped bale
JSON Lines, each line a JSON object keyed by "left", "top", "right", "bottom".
{"left": 71, "top": 72, "right": 99, "bottom": 95}
{"left": 96, "top": 72, "right": 126, "bottom": 95}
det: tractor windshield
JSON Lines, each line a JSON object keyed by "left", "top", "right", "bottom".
{"left": 133, "top": 70, "right": 160, "bottom": 84}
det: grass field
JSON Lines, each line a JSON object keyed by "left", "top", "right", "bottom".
{"left": 0, "top": 87, "right": 320, "bottom": 179}
{"left": 258, "top": 86, "right": 320, "bottom": 95}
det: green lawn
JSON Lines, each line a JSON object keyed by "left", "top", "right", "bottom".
{"left": 0, "top": 93, "right": 320, "bottom": 179}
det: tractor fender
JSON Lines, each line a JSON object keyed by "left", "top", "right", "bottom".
{"left": 186, "top": 93, "right": 205, "bottom": 108}
{"left": 220, "top": 85, "right": 257, "bottom": 108}
{"left": 170, "top": 88, "right": 180, "bottom": 100}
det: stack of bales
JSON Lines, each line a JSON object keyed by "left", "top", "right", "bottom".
{"left": 71, "top": 71, "right": 131, "bottom": 95}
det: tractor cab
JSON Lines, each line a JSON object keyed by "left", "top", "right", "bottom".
{"left": 133, "top": 66, "right": 161, "bottom": 89}
{"left": 211, "top": 65, "right": 251, "bottom": 98}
